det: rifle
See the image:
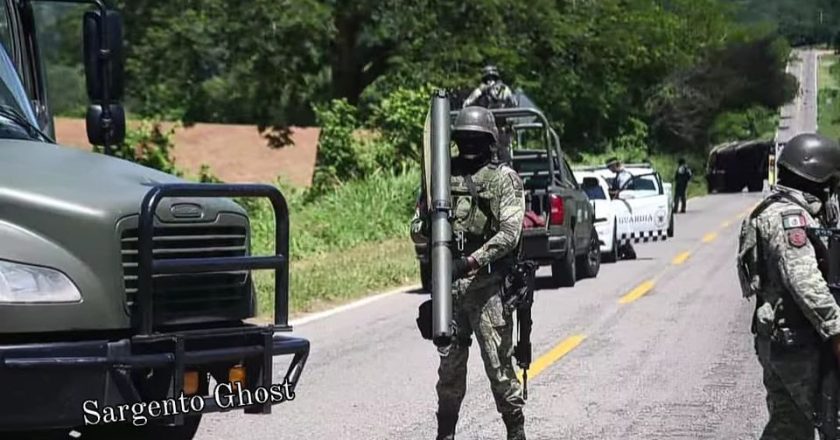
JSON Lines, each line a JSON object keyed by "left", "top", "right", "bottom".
{"left": 504, "top": 260, "right": 538, "bottom": 399}
{"left": 806, "top": 227, "right": 840, "bottom": 439}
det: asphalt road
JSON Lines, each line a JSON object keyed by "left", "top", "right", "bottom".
{"left": 777, "top": 48, "right": 819, "bottom": 143}
{"left": 197, "top": 191, "right": 768, "bottom": 440}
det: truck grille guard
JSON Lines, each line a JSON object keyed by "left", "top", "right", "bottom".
{"left": 133, "top": 183, "right": 309, "bottom": 416}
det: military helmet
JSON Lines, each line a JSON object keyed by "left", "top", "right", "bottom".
{"left": 778, "top": 133, "right": 840, "bottom": 184}
{"left": 481, "top": 65, "right": 501, "bottom": 81}
{"left": 452, "top": 106, "right": 499, "bottom": 144}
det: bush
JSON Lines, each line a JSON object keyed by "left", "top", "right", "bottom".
{"left": 94, "top": 120, "right": 181, "bottom": 176}
{"left": 369, "top": 85, "right": 434, "bottom": 171}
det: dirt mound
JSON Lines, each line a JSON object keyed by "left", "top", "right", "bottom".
{"left": 54, "top": 118, "right": 319, "bottom": 187}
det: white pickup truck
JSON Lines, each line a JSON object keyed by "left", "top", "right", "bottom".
{"left": 574, "top": 164, "right": 674, "bottom": 261}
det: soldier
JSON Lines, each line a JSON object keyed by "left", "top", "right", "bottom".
{"left": 463, "top": 65, "right": 518, "bottom": 109}
{"left": 674, "top": 158, "right": 692, "bottom": 213}
{"left": 605, "top": 157, "right": 636, "bottom": 259}
{"left": 737, "top": 133, "right": 840, "bottom": 440}
{"left": 434, "top": 106, "right": 526, "bottom": 440}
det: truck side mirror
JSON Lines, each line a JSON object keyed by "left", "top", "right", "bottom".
{"left": 86, "top": 104, "right": 126, "bottom": 146}
{"left": 83, "top": 9, "right": 124, "bottom": 102}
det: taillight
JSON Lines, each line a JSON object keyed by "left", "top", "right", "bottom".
{"left": 549, "top": 195, "right": 564, "bottom": 225}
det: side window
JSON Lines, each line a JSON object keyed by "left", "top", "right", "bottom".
{"left": 561, "top": 158, "right": 578, "bottom": 188}
{"left": 31, "top": 3, "right": 88, "bottom": 118}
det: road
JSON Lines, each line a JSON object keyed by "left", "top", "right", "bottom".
{"left": 197, "top": 192, "right": 767, "bottom": 439}
{"left": 777, "top": 48, "right": 819, "bottom": 143}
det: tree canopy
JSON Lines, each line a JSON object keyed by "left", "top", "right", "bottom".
{"left": 40, "top": 0, "right": 798, "bottom": 155}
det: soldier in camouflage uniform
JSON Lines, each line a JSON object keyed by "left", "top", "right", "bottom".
{"left": 430, "top": 106, "right": 526, "bottom": 440}
{"left": 463, "top": 65, "right": 518, "bottom": 109}
{"left": 737, "top": 133, "right": 840, "bottom": 440}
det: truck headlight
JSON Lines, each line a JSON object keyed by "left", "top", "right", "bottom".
{"left": 0, "top": 260, "right": 81, "bottom": 303}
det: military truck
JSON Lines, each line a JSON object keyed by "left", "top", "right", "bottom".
{"left": 0, "top": 1, "right": 308, "bottom": 438}
{"left": 706, "top": 140, "right": 772, "bottom": 193}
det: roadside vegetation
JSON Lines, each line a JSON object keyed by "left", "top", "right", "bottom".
{"left": 39, "top": 0, "right": 840, "bottom": 317}
{"left": 819, "top": 54, "right": 840, "bottom": 140}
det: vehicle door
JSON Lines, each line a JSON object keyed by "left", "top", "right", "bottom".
{"left": 614, "top": 172, "right": 669, "bottom": 242}
{"left": 558, "top": 156, "right": 590, "bottom": 251}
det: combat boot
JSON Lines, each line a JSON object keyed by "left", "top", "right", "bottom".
{"left": 502, "top": 410, "right": 526, "bottom": 440}
{"left": 436, "top": 412, "right": 458, "bottom": 440}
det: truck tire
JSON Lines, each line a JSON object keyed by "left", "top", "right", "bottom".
{"left": 576, "top": 227, "right": 601, "bottom": 279}
{"left": 552, "top": 241, "right": 576, "bottom": 288}
{"left": 83, "top": 416, "right": 202, "bottom": 440}
{"left": 420, "top": 262, "right": 431, "bottom": 292}
{"left": 747, "top": 177, "right": 763, "bottom": 192}
{"left": 602, "top": 226, "right": 618, "bottom": 263}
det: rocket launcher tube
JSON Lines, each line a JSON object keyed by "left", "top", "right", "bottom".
{"left": 430, "top": 90, "right": 453, "bottom": 346}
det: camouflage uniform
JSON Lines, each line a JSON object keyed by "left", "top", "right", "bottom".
{"left": 463, "top": 81, "right": 518, "bottom": 109}
{"left": 738, "top": 185, "right": 840, "bottom": 439}
{"left": 436, "top": 159, "right": 526, "bottom": 422}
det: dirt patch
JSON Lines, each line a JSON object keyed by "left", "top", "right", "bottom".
{"left": 54, "top": 118, "right": 319, "bottom": 187}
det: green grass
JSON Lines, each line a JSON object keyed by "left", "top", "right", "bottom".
{"left": 819, "top": 54, "right": 840, "bottom": 140}
{"left": 255, "top": 238, "right": 418, "bottom": 317}
{"left": 243, "top": 170, "right": 421, "bottom": 317}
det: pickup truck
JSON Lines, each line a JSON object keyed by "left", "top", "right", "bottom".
{"left": 577, "top": 164, "right": 675, "bottom": 246}
{"left": 508, "top": 112, "right": 600, "bottom": 287}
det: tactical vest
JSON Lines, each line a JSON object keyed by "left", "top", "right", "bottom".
{"left": 739, "top": 192, "right": 821, "bottom": 334}
{"left": 450, "top": 164, "right": 516, "bottom": 273}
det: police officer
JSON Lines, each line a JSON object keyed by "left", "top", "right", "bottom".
{"left": 605, "top": 157, "right": 636, "bottom": 259}
{"left": 674, "top": 158, "right": 692, "bottom": 213}
{"left": 435, "top": 106, "right": 526, "bottom": 440}
{"left": 463, "top": 65, "right": 518, "bottom": 109}
{"left": 737, "top": 133, "right": 840, "bottom": 440}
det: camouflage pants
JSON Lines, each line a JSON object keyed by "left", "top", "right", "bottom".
{"left": 436, "top": 274, "right": 524, "bottom": 417}
{"left": 755, "top": 336, "right": 820, "bottom": 440}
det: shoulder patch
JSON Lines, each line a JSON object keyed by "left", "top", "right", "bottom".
{"left": 787, "top": 228, "right": 807, "bottom": 248}
{"left": 508, "top": 173, "right": 524, "bottom": 192}
{"left": 781, "top": 211, "right": 807, "bottom": 230}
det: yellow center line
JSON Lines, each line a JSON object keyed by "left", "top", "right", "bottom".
{"left": 518, "top": 334, "right": 586, "bottom": 382}
{"left": 720, "top": 220, "right": 732, "bottom": 228}
{"left": 702, "top": 232, "right": 718, "bottom": 243}
{"left": 671, "top": 251, "right": 691, "bottom": 265}
{"left": 618, "top": 280, "right": 655, "bottom": 304}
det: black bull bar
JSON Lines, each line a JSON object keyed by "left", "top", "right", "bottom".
{"left": 0, "top": 183, "right": 309, "bottom": 429}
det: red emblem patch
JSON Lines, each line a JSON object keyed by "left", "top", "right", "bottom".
{"left": 787, "top": 228, "right": 807, "bottom": 248}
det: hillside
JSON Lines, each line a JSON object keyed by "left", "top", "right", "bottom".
{"left": 54, "top": 118, "right": 320, "bottom": 187}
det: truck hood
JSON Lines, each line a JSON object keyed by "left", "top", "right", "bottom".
{"left": 0, "top": 140, "right": 244, "bottom": 221}
{"left": 0, "top": 141, "right": 248, "bottom": 333}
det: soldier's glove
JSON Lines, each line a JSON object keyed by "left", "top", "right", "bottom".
{"left": 452, "top": 257, "right": 477, "bottom": 280}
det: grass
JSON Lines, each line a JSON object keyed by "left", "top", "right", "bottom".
{"left": 243, "top": 170, "right": 421, "bottom": 318}
{"left": 819, "top": 54, "right": 840, "bottom": 140}
{"left": 255, "top": 238, "right": 418, "bottom": 317}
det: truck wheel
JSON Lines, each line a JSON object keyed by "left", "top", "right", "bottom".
{"left": 747, "top": 178, "right": 763, "bottom": 192}
{"left": 602, "top": 227, "right": 618, "bottom": 263}
{"left": 552, "top": 241, "right": 576, "bottom": 288}
{"left": 576, "top": 227, "right": 601, "bottom": 278}
{"left": 83, "top": 415, "right": 202, "bottom": 440}
{"left": 420, "top": 262, "right": 431, "bottom": 292}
